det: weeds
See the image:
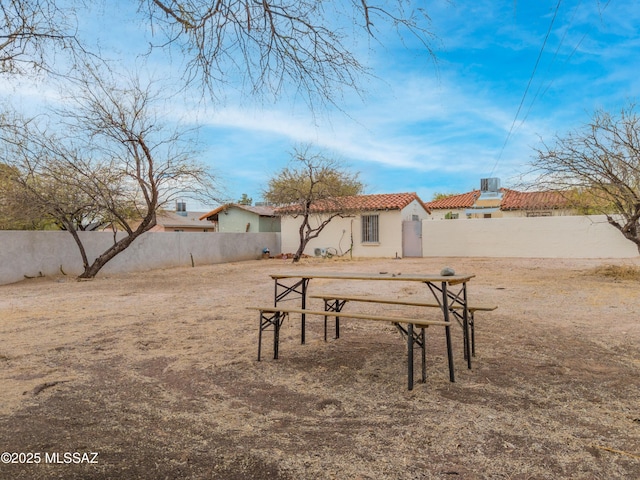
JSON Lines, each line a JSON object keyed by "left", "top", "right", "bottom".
{"left": 591, "top": 265, "right": 640, "bottom": 281}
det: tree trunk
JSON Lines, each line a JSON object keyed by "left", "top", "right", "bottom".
{"left": 292, "top": 242, "right": 306, "bottom": 263}
{"left": 77, "top": 216, "right": 156, "bottom": 279}
{"left": 292, "top": 213, "right": 311, "bottom": 262}
{"left": 65, "top": 223, "right": 90, "bottom": 272}
{"left": 77, "top": 233, "right": 137, "bottom": 279}
{"left": 606, "top": 215, "right": 640, "bottom": 254}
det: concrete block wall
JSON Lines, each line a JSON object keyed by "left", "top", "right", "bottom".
{"left": 0, "top": 231, "right": 280, "bottom": 285}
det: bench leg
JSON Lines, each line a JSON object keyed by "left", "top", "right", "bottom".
{"left": 323, "top": 299, "right": 346, "bottom": 341}
{"left": 394, "top": 323, "right": 427, "bottom": 390}
{"left": 442, "top": 284, "right": 456, "bottom": 383}
{"left": 420, "top": 327, "right": 426, "bottom": 383}
{"left": 462, "top": 286, "right": 471, "bottom": 369}
{"left": 258, "top": 311, "right": 286, "bottom": 361}
{"left": 407, "top": 323, "right": 414, "bottom": 390}
{"left": 470, "top": 311, "right": 476, "bottom": 357}
{"left": 258, "top": 312, "right": 265, "bottom": 361}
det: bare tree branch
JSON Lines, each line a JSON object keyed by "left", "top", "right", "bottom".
{"left": 529, "top": 102, "right": 640, "bottom": 252}
{"left": 141, "top": 0, "right": 436, "bottom": 106}
{"left": 0, "top": 0, "right": 84, "bottom": 75}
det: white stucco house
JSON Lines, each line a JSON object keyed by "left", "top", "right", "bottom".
{"left": 150, "top": 201, "right": 215, "bottom": 232}
{"left": 199, "top": 204, "right": 281, "bottom": 233}
{"left": 277, "top": 192, "right": 431, "bottom": 258}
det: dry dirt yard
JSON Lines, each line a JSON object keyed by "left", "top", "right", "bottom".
{"left": 0, "top": 256, "right": 639, "bottom": 479}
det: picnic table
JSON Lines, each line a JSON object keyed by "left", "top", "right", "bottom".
{"left": 250, "top": 270, "right": 478, "bottom": 390}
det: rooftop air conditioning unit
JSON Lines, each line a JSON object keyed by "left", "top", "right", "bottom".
{"left": 176, "top": 200, "right": 187, "bottom": 216}
{"left": 480, "top": 178, "right": 500, "bottom": 193}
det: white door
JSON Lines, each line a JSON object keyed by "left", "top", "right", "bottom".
{"left": 402, "top": 221, "right": 422, "bottom": 257}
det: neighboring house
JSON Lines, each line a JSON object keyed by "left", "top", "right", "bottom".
{"left": 150, "top": 201, "right": 216, "bottom": 232}
{"left": 199, "top": 204, "right": 281, "bottom": 233}
{"left": 278, "top": 192, "right": 431, "bottom": 258}
{"left": 424, "top": 178, "right": 573, "bottom": 219}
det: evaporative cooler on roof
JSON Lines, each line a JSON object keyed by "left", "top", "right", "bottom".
{"left": 480, "top": 178, "right": 500, "bottom": 193}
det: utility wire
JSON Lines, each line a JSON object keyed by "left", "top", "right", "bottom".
{"left": 520, "top": 0, "right": 612, "bottom": 128}
{"left": 518, "top": 0, "right": 583, "bottom": 128}
{"left": 489, "top": 0, "right": 563, "bottom": 177}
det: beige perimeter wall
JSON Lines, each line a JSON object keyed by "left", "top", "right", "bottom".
{"left": 0, "top": 231, "right": 281, "bottom": 285}
{"left": 422, "top": 215, "right": 638, "bottom": 258}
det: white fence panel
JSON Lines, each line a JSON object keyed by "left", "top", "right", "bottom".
{"left": 422, "top": 215, "right": 638, "bottom": 258}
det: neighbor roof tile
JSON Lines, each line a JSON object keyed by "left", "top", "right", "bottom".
{"left": 500, "top": 189, "right": 569, "bottom": 210}
{"left": 276, "top": 192, "right": 429, "bottom": 214}
{"left": 423, "top": 190, "right": 480, "bottom": 209}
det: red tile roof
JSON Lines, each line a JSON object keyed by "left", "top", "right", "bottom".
{"left": 423, "top": 190, "right": 480, "bottom": 209}
{"left": 423, "top": 188, "right": 570, "bottom": 211}
{"left": 500, "top": 189, "right": 569, "bottom": 210}
{"left": 276, "top": 192, "right": 430, "bottom": 214}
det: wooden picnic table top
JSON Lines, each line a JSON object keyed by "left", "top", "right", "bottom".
{"left": 270, "top": 271, "right": 475, "bottom": 285}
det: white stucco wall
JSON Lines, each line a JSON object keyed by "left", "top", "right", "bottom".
{"left": 0, "top": 231, "right": 281, "bottom": 285}
{"left": 280, "top": 200, "right": 430, "bottom": 258}
{"left": 218, "top": 209, "right": 259, "bottom": 232}
{"left": 422, "top": 215, "right": 638, "bottom": 258}
{"left": 218, "top": 208, "right": 280, "bottom": 232}
{"left": 282, "top": 212, "right": 406, "bottom": 258}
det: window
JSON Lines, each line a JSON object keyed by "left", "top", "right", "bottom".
{"left": 361, "top": 214, "right": 379, "bottom": 243}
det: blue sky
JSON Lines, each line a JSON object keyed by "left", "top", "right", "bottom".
{"left": 4, "top": 1, "right": 640, "bottom": 208}
{"left": 197, "top": 0, "right": 640, "bottom": 205}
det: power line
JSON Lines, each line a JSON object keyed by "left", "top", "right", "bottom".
{"left": 513, "top": 0, "right": 613, "bottom": 147}
{"left": 518, "top": 0, "right": 583, "bottom": 128}
{"left": 489, "top": 0, "right": 563, "bottom": 177}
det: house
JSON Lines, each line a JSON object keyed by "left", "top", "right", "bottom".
{"left": 278, "top": 192, "right": 430, "bottom": 258}
{"left": 199, "top": 204, "right": 281, "bottom": 233}
{"left": 424, "top": 178, "right": 573, "bottom": 219}
{"left": 150, "top": 201, "right": 215, "bottom": 232}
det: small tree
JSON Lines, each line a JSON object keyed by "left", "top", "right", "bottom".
{"left": 531, "top": 103, "right": 640, "bottom": 253}
{"left": 237, "top": 193, "right": 252, "bottom": 205}
{"left": 431, "top": 192, "right": 459, "bottom": 201}
{"left": 1, "top": 69, "right": 218, "bottom": 278}
{"left": 264, "top": 145, "right": 363, "bottom": 262}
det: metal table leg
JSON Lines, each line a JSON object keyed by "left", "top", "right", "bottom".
{"left": 274, "top": 277, "right": 310, "bottom": 344}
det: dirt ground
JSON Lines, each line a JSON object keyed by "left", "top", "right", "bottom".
{"left": 0, "top": 256, "right": 639, "bottom": 479}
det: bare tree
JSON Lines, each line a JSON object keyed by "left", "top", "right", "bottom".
{"left": 3, "top": 1, "right": 435, "bottom": 106}
{"left": 264, "top": 145, "right": 363, "bottom": 262}
{"left": 141, "top": 0, "right": 435, "bottom": 105}
{"left": 1, "top": 69, "right": 218, "bottom": 278}
{"left": 531, "top": 103, "right": 640, "bottom": 253}
{"left": 0, "top": 0, "right": 82, "bottom": 74}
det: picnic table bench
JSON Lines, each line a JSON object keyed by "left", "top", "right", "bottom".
{"left": 310, "top": 293, "right": 497, "bottom": 357}
{"left": 258, "top": 270, "right": 477, "bottom": 391}
{"left": 248, "top": 305, "right": 454, "bottom": 391}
